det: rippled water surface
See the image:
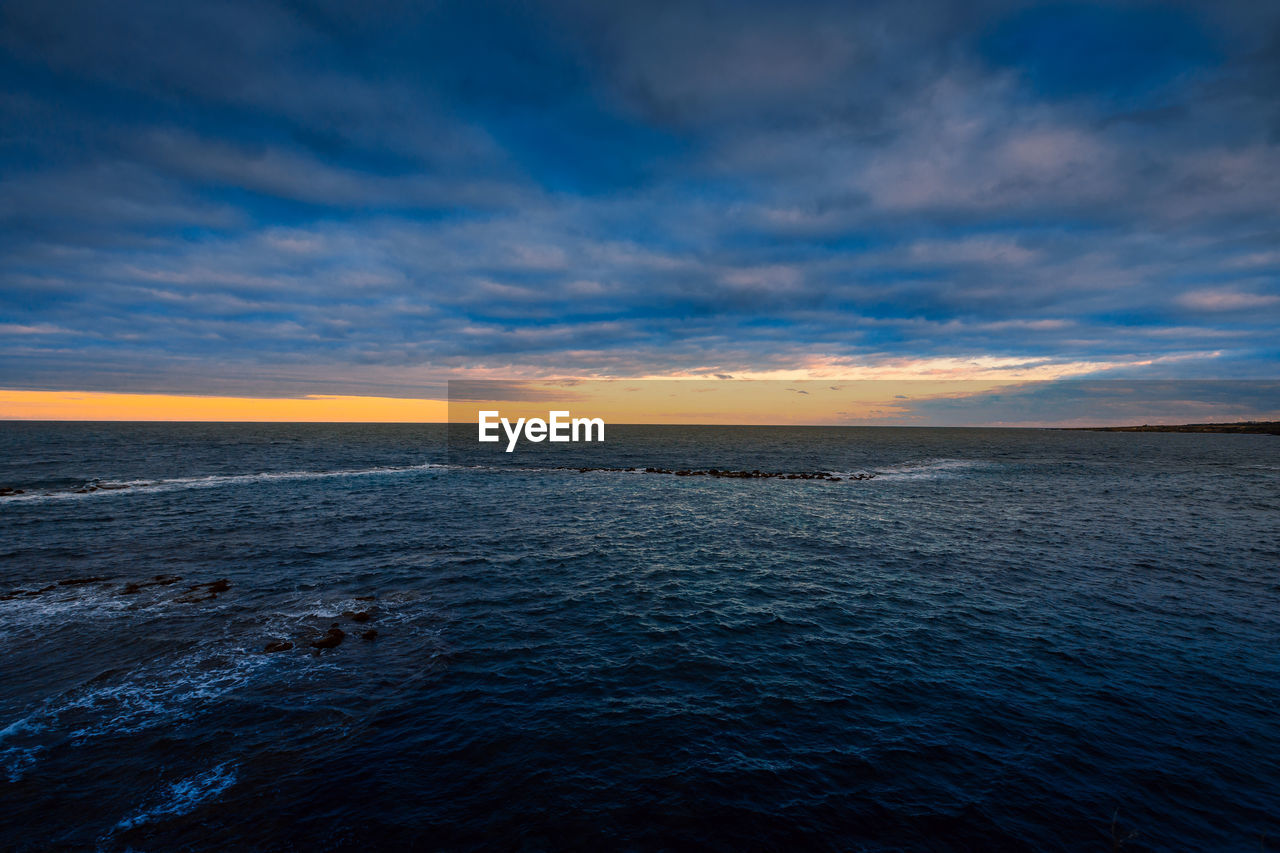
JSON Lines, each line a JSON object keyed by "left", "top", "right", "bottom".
{"left": 1, "top": 423, "right": 1278, "bottom": 851}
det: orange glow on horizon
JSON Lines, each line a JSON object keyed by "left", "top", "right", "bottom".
{"left": 445, "top": 379, "right": 1007, "bottom": 425}
{"left": 0, "top": 381, "right": 1000, "bottom": 424}
{"left": 0, "top": 390, "right": 448, "bottom": 422}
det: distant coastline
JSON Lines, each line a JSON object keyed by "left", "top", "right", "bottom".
{"left": 1061, "top": 421, "right": 1280, "bottom": 435}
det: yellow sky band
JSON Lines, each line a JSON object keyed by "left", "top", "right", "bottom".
{"left": 0, "top": 390, "right": 449, "bottom": 422}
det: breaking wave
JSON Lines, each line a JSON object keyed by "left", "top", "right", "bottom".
{"left": 867, "top": 458, "right": 986, "bottom": 480}
{"left": 112, "top": 762, "right": 239, "bottom": 833}
{"left": 0, "top": 463, "right": 448, "bottom": 502}
{"left": 0, "top": 458, "right": 991, "bottom": 503}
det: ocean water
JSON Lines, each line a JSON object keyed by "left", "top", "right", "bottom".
{"left": 1, "top": 422, "right": 1277, "bottom": 851}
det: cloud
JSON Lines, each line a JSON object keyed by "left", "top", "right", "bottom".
{"left": 1, "top": 0, "right": 1279, "bottom": 398}
{"left": 0, "top": 323, "right": 71, "bottom": 335}
{"left": 1177, "top": 289, "right": 1280, "bottom": 311}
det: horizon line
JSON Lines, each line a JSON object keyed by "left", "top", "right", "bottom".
{"left": 4, "top": 418, "right": 1276, "bottom": 432}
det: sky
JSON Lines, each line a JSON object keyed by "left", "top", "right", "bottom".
{"left": 1, "top": 0, "right": 1279, "bottom": 420}
{"left": 445, "top": 379, "right": 1280, "bottom": 427}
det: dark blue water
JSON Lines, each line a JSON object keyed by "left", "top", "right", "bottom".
{"left": 1, "top": 423, "right": 1277, "bottom": 851}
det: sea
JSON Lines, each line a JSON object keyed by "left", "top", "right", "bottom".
{"left": 0, "top": 422, "right": 1277, "bottom": 851}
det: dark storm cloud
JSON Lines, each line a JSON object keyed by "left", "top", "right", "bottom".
{"left": 2, "top": 0, "right": 1278, "bottom": 396}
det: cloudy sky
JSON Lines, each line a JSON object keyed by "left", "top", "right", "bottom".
{"left": 2, "top": 0, "right": 1279, "bottom": 410}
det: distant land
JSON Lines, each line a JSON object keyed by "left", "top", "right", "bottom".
{"left": 1062, "top": 421, "right": 1280, "bottom": 435}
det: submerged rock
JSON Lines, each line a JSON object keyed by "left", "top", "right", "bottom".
{"left": 263, "top": 640, "right": 294, "bottom": 653}
{"left": 310, "top": 627, "right": 346, "bottom": 649}
{"left": 121, "top": 574, "right": 184, "bottom": 596}
{"left": 2, "top": 583, "right": 57, "bottom": 599}
{"left": 361, "top": 629, "right": 378, "bottom": 641}
{"left": 177, "top": 578, "right": 231, "bottom": 603}
{"left": 571, "top": 466, "right": 875, "bottom": 481}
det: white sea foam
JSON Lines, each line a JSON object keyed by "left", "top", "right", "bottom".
{"left": 0, "top": 462, "right": 448, "bottom": 502}
{"left": 0, "top": 580, "right": 205, "bottom": 646}
{"left": 113, "top": 762, "right": 239, "bottom": 832}
{"left": 0, "top": 583, "right": 137, "bottom": 622}
{"left": 0, "top": 718, "right": 45, "bottom": 782}
{"left": 0, "top": 651, "right": 281, "bottom": 782}
{"left": 866, "top": 458, "right": 986, "bottom": 480}
{"left": 0, "top": 588, "right": 443, "bottom": 782}
{"left": 0, "top": 460, "right": 924, "bottom": 503}
{"left": 0, "top": 744, "right": 41, "bottom": 784}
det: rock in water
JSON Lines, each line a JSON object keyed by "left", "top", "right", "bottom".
{"left": 121, "top": 574, "right": 184, "bottom": 595}
{"left": 361, "top": 629, "right": 378, "bottom": 640}
{"left": 310, "top": 627, "right": 345, "bottom": 649}
{"left": 178, "top": 578, "right": 232, "bottom": 603}
{"left": 264, "top": 640, "right": 294, "bottom": 653}
{"left": 341, "top": 609, "right": 374, "bottom": 622}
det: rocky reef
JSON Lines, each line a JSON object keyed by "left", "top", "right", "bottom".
{"left": 0, "top": 573, "right": 389, "bottom": 655}
{"left": 570, "top": 466, "right": 875, "bottom": 481}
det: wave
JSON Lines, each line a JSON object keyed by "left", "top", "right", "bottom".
{"left": 558, "top": 466, "right": 876, "bottom": 481}
{"left": 0, "top": 462, "right": 448, "bottom": 502}
{"left": 0, "top": 458, "right": 986, "bottom": 502}
{"left": 434, "top": 460, "right": 983, "bottom": 482}
{"left": 112, "top": 762, "right": 239, "bottom": 833}
{"left": 0, "top": 718, "right": 43, "bottom": 784}
{"left": 0, "top": 643, "right": 314, "bottom": 785}
{"left": 866, "top": 458, "right": 986, "bottom": 480}
{"left": 0, "top": 651, "right": 279, "bottom": 762}
{"left": 0, "top": 584, "right": 447, "bottom": 784}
